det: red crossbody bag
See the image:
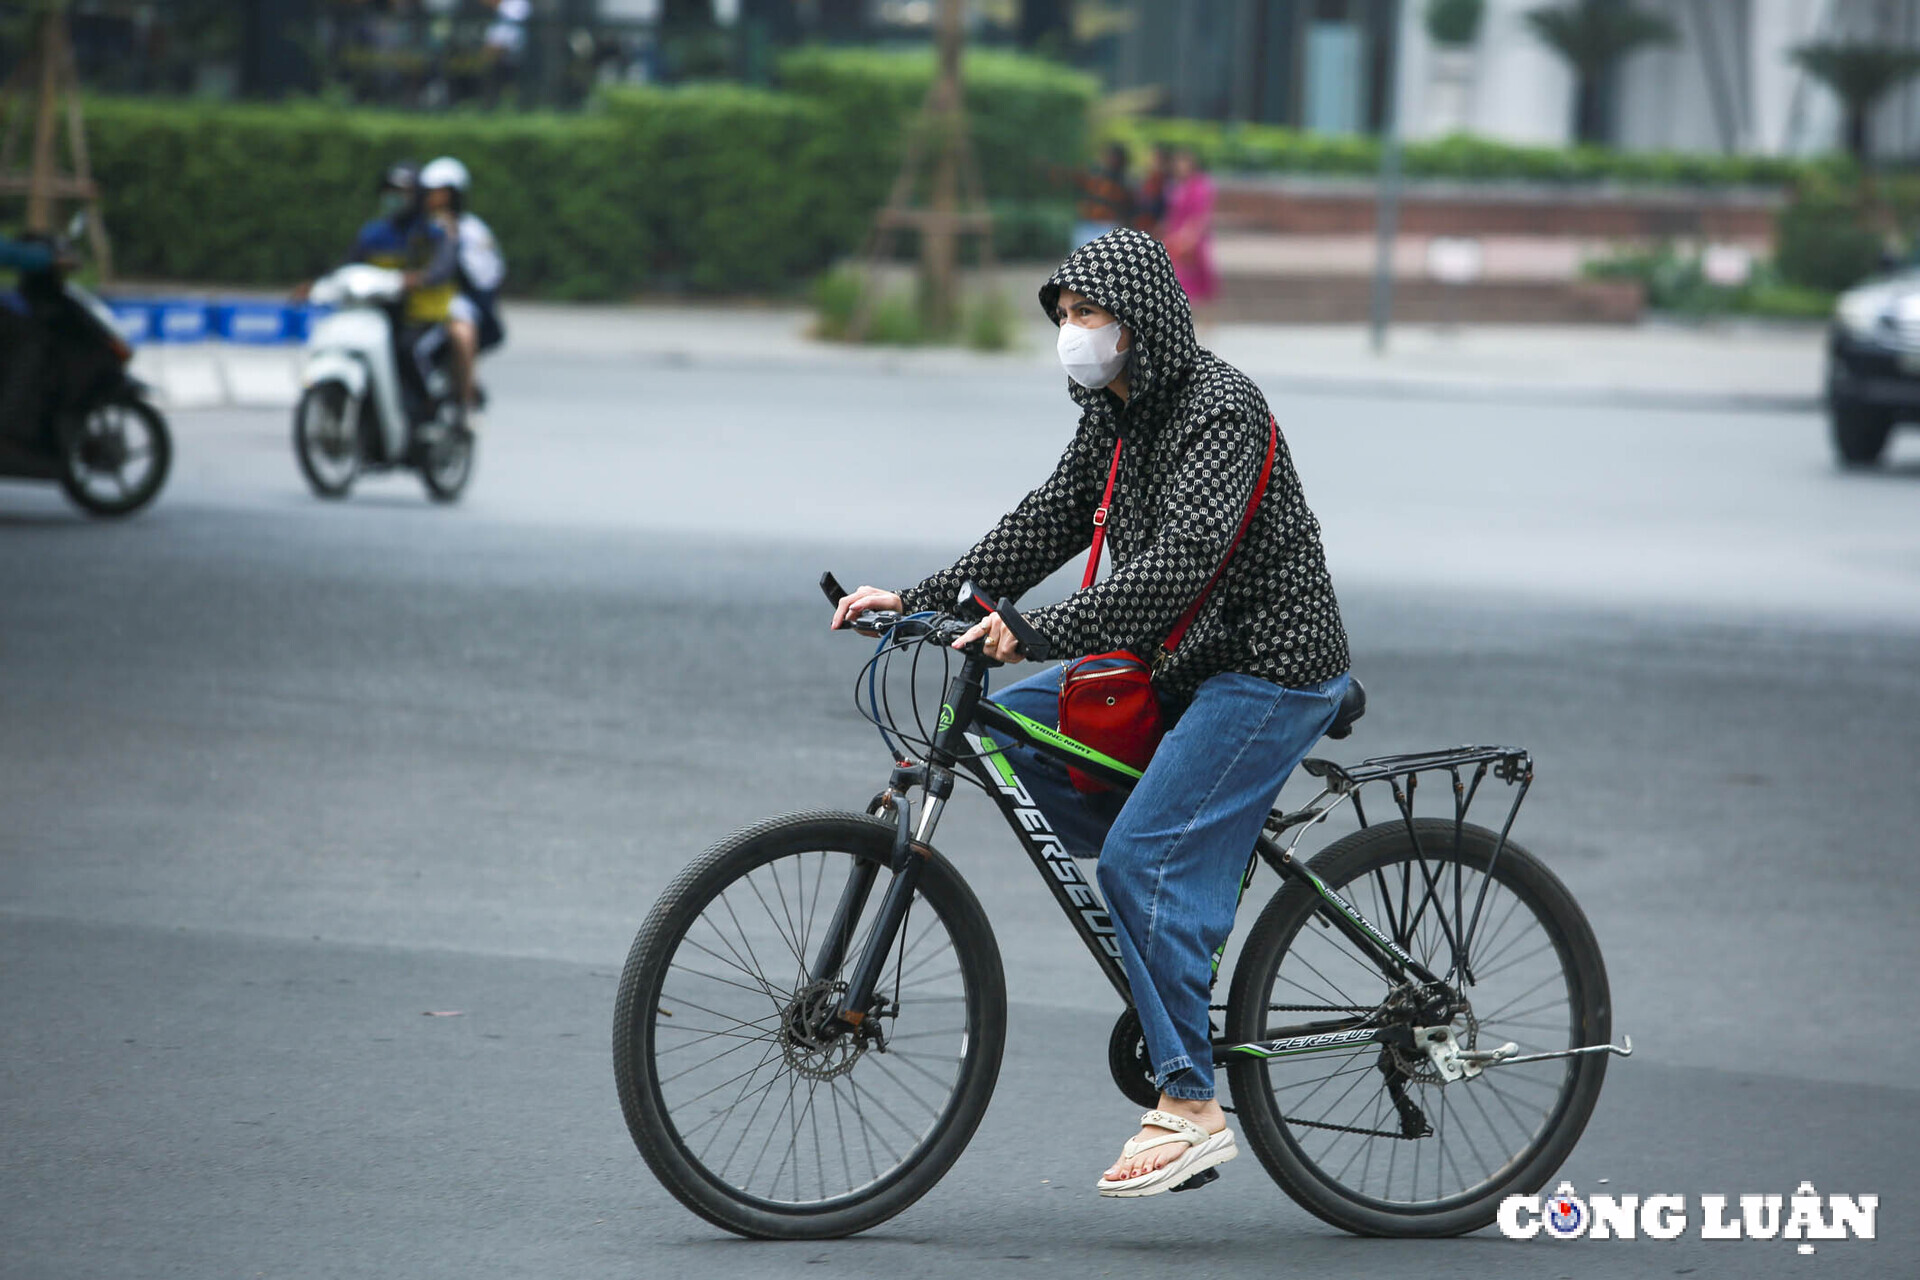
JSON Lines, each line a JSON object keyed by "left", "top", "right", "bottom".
{"left": 1056, "top": 416, "right": 1277, "bottom": 793}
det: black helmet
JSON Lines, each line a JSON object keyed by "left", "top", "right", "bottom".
{"left": 378, "top": 160, "right": 419, "bottom": 194}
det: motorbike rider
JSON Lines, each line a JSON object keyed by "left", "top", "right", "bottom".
{"left": 299, "top": 161, "right": 465, "bottom": 433}
{"left": 419, "top": 156, "right": 504, "bottom": 428}
{"left": 0, "top": 232, "right": 57, "bottom": 444}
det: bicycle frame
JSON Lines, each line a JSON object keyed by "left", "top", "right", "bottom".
{"left": 821, "top": 646, "right": 1536, "bottom": 1070}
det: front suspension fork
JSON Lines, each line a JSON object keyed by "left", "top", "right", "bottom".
{"left": 826, "top": 763, "right": 955, "bottom": 1027}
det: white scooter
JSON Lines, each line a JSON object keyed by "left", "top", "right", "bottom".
{"left": 293, "top": 264, "right": 474, "bottom": 503}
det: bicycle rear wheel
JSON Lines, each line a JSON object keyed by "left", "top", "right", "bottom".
{"left": 1226, "top": 819, "right": 1611, "bottom": 1237}
{"left": 613, "top": 812, "right": 1005, "bottom": 1239}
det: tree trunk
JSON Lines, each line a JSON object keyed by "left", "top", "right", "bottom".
{"left": 1846, "top": 105, "right": 1870, "bottom": 162}
{"left": 1572, "top": 75, "right": 1609, "bottom": 144}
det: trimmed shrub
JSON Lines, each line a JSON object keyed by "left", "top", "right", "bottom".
{"left": 598, "top": 84, "right": 841, "bottom": 290}
{"left": 87, "top": 99, "right": 650, "bottom": 299}
{"left": 79, "top": 47, "right": 1093, "bottom": 300}
{"left": 1774, "top": 192, "right": 1885, "bottom": 293}
{"left": 1104, "top": 116, "right": 1832, "bottom": 189}
{"left": 1582, "top": 241, "right": 1837, "bottom": 317}
{"left": 88, "top": 98, "right": 652, "bottom": 299}
{"left": 778, "top": 46, "right": 1096, "bottom": 264}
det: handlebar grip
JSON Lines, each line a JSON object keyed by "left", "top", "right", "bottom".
{"left": 996, "top": 598, "right": 1052, "bottom": 662}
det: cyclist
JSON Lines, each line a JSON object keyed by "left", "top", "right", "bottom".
{"left": 420, "top": 156, "right": 505, "bottom": 427}
{"left": 831, "top": 227, "right": 1352, "bottom": 1198}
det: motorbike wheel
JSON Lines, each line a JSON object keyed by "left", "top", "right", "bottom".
{"left": 294, "top": 382, "right": 361, "bottom": 499}
{"left": 57, "top": 398, "right": 171, "bottom": 518}
{"left": 419, "top": 413, "right": 473, "bottom": 504}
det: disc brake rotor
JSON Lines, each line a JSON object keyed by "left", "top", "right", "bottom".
{"left": 779, "top": 981, "right": 867, "bottom": 1082}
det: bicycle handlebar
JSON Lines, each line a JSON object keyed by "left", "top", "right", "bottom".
{"left": 822, "top": 570, "right": 1051, "bottom": 661}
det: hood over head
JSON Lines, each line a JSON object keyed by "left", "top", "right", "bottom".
{"left": 1039, "top": 227, "right": 1201, "bottom": 415}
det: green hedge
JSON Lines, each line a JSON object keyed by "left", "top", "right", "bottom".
{"left": 773, "top": 46, "right": 1098, "bottom": 263}
{"left": 81, "top": 47, "right": 1096, "bottom": 300}
{"left": 1104, "top": 118, "right": 1839, "bottom": 188}
{"left": 82, "top": 45, "right": 1851, "bottom": 302}
{"left": 88, "top": 99, "right": 649, "bottom": 300}
{"left": 597, "top": 84, "right": 836, "bottom": 291}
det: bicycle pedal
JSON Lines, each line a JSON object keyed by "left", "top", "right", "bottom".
{"left": 1169, "top": 1166, "right": 1220, "bottom": 1193}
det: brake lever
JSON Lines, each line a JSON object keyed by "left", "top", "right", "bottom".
{"left": 995, "top": 597, "right": 1052, "bottom": 662}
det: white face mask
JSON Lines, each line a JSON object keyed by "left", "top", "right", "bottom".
{"left": 1057, "top": 317, "right": 1129, "bottom": 389}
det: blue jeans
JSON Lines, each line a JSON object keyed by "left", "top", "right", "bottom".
{"left": 985, "top": 665, "right": 1350, "bottom": 1100}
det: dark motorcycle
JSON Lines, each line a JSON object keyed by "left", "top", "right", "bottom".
{"left": 0, "top": 222, "right": 171, "bottom": 517}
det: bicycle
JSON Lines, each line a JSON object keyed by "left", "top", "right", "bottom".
{"left": 612, "top": 575, "right": 1631, "bottom": 1240}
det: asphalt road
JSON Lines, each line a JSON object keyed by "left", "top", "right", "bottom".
{"left": 4, "top": 346, "right": 1919, "bottom": 1279}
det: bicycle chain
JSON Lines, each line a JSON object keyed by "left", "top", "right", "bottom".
{"left": 1282, "top": 1114, "right": 1422, "bottom": 1141}
{"left": 1208, "top": 1003, "right": 1375, "bottom": 1013}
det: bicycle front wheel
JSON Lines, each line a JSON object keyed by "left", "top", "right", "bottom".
{"left": 613, "top": 812, "right": 1006, "bottom": 1239}
{"left": 1226, "top": 819, "right": 1611, "bottom": 1237}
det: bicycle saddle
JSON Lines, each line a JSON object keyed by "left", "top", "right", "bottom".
{"left": 1326, "top": 676, "right": 1366, "bottom": 740}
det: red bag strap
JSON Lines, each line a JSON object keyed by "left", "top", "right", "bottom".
{"left": 1161, "top": 413, "right": 1278, "bottom": 655}
{"left": 1080, "top": 436, "right": 1125, "bottom": 590}
{"left": 1077, "top": 416, "right": 1278, "bottom": 655}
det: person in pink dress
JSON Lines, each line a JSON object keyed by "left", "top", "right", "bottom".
{"left": 1160, "top": 149, "right": 1219, "bottom": 311}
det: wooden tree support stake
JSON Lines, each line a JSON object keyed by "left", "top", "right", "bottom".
{"left": 0, "top": 4, "right": 112, "bottom": 279}
{"left": 848, "top": 0, "right": 996, "bottom": 342}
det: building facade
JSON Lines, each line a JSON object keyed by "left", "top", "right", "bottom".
{"left": 1097, "top": 0, "right": 1920, "bottom": 159}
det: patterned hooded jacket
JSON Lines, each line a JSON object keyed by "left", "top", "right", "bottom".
{"left": 898, "top": 228, "right": 1349, "bottom": 701}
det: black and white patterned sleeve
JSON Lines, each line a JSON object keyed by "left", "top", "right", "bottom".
{"left": 1023, "top": 405, "right": 1262, "bottom": 657}
{"left": 897, "top": 421, "right": 1103, "bottom": 617}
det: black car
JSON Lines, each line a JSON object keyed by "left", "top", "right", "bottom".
{"left": 1827, "top": 274, "right": 1920, "bottom": 467}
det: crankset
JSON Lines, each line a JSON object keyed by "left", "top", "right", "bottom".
{"left": 1106, "top": 1008, "right": 1162, "bottom": 1111}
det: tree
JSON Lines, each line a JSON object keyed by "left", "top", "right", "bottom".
{"left": 1792, "top": 42, "right": 1920, "bottom": 162}
{"left": 1425, "top": 0, "right": 1484, "bottom": 47}
{"left": 1020, "top": 0, "right": 1073, "bottom": 55}
{"left": 1524, "top": 0, "right": 1677, "bottom": 144}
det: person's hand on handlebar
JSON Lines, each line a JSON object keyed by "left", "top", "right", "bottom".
{"left": 830, "top": 586, "right": 903, "bottom": 635}
{"left": 953, "top": 613, "right": 1025, "bottom": 664}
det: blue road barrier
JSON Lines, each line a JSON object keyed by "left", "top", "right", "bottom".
{"left": 104, "top": 298, "right": 323, "bottom": 346}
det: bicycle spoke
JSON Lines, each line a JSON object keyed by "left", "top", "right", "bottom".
{"left": 1253, "top": 840, "right": 1587, "bottom": 1210}
{"left": 641, "top": 841, "right": 981, "bottom": 1209}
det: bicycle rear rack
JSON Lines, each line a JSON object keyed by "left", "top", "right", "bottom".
{"left": 1265, "top": 745, "right": 1535, "bottom": 988}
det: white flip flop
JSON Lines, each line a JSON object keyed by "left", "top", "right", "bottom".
{"left": 1095, "top": 1109, "right": 1237, "bottom": 1198}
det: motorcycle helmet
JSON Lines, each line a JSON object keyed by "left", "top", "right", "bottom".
{"left": 420, "top": 157, "right": 469, "bottom": 214}
{"left": 377, "top": 160, "right": 420, "bottom": 220}
{"left": 420, "top": 157, "right": 470, "bottom": 193}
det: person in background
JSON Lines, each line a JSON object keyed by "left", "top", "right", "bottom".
{"left": 1132, "top": 144, "right": 1173, "bottom": 239}
{"left": 481, "top": 0, "right": 531, "bottom": 104}
{"left": 1071, "top": 142, "right": 1135, "bottom": 249}
{"left": 1161, "top": 147, "right": 1218, "bottom": 318}
{"left": 303, "top": 160, "right": 464, "bottom": 431}
{"left": 420, "top": 156, "right": 505, "bottom": 428}
{"left": 0, "top": 233, "right": 55, "bottom": 443}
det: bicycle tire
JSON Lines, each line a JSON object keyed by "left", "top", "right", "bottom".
{"left": 1226, "top": 819, "right": 1611, "bottom": 1237}
{"left": 613, "top": 811, "right": 1006, "bottom": 1239}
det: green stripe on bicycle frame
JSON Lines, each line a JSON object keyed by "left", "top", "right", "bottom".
{"left": 973, "top": 733, "right": 1021, "bottom": 790}
{"left": 1211, "top": 856, "right": 1261, "bottom": 977}
{"left": 995, "top": 705, "right": 1145, "bottom": 780}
